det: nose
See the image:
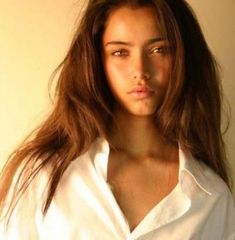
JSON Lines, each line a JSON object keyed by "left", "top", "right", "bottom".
{"left": 131, "top": 51, "right": 150, "bottom": 82}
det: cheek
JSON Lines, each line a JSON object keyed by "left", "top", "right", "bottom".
{"left": 151, "top": 58, "right": 171, "bottom": 84}
{"left": 106, "top": 60, "right": 127, "bottom": 75}
{"left": 104, "top": 60, "right": 129, "bottom": 87}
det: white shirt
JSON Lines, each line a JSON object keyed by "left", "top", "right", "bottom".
{"left": 1, "top": 138, "right": 235, "bottom": 239}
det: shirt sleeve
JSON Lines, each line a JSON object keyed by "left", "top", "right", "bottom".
{"left": 0, "top": 169, "right": 48, "bottom": 240}
{"left": 224, "top": 191, "right": 235, "bottom": 240}
{"left": 202, "top": 187, "right": 235, "bottom": 240}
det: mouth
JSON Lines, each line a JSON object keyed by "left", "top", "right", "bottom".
{"left": 128, "top": 86, "right": 154, "bottom": 100}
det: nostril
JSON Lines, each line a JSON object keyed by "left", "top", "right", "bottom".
{"left": 133, "top": 72, "right": 150, "bottom": 81}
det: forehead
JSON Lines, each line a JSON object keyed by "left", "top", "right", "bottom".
{"left": 103, "top": 6, "right": 162, "bottom": 43}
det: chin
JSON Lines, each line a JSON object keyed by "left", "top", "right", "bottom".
{"left": 132, "top": 111, "right": 156, "bottom": 117}
{"left": 114, "top": 101, "right": 159, "bottom": 117}
{"left": 128, "top": 107, "right": 157, "bottom": 117}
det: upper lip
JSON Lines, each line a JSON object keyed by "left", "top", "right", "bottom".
{"left": 128, "top": 85, "right": 154, "bottom": 93}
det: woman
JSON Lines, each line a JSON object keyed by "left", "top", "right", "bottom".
{"left": 1, "top": 0, "right": 235, "bottom": 239}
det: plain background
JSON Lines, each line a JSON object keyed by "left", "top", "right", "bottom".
{"left": 0, "top": 0, "right": 234, "bottom": 193}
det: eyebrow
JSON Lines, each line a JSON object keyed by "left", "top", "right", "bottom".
{"left": 104, "top": 37, "right": 166, "bottom": 47}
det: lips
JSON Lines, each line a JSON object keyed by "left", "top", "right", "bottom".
{"left": 128, "top": 86, "right": 154, "bottom": 99}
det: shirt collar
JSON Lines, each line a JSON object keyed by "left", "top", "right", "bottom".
{"left": 91, "top": 138, "right": 215, "bottom": 238}
{"left": 92, "top": 137, "right": 110, "bottom": 181}
{"left": 92, "top": 138, "right": 212, "bottom": 197}
{"left": 178, "top": 144, "right": 212, "bottom": 196}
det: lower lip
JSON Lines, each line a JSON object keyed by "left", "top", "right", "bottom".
{"left": 129, "top": 91, "right": 154, "bottom": 100}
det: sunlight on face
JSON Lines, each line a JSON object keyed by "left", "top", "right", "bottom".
{"left": 102, "top": 6, "right": 171, "bottom": 117}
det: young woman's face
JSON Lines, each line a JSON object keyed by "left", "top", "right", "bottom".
{"left": 102, "top": 6, "right": 171, "bottom": 116}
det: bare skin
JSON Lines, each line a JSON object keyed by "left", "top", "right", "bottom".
{"left": 107, "top": 110, "right": 179, "bottom": 232}
{"left": 102, "top": 6, "right": 179, "bottom": 231}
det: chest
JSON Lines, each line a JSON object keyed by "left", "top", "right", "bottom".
{"left": 107, "top": 153, "right": 178, "bottom": 231}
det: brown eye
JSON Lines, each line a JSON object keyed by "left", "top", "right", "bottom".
{"left": 150, "top": 46, "right": 169, "bottom": 55}
{"left": 152, "top": 47, "right": 163, "bottom": 53}
{"left": 112, "top": 49, "right": 129, "bottom": 56}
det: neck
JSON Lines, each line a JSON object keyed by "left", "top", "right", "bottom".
{"left": 109, "top": 109, "right": 175, "bottom": 160}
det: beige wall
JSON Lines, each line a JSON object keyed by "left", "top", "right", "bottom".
{"left": 187, "top": 0, "right": 235, "bottom": 186}
{"left": 0, "top": 1, "right": 234, "bottom": 188}
{"left": 0, "top": 0, "right": 80, "bottom": 168}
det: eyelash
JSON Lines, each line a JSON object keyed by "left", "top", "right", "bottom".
{"left": 150, "top": 46, "right": 168, "bottom": 54}
{"left": 111, "top": 49, "right": 129, "bottom": 57}
{"left": 111, "top": 46, "right": 169, "bottom": 57}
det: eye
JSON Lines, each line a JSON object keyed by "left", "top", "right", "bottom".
{"left": 150, "top": 46, "right": 169, "bottom": 55}
{"left": 112, "top": 49, "right": 129, "bottom": 57}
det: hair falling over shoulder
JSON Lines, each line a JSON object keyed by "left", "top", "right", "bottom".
{"left": 0, "top": 0, "right": 232, "bottom": 222}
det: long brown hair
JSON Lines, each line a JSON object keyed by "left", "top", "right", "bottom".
{"left": 0, "top": 0, "right": 231, "bottom": 222}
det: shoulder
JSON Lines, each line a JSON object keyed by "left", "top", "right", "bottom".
{"left": 0, "top": 164, "right": 49, "bottom": 239}
{"left": 180, "top": 150, "right": 235, "bottom": 238}
{"left": 189, "top": 156, "right": 235, "bottom": 235}
{"left": 201, "top": 162, "right": 235, "bottom": 237}
{"left": 180, "top": 147, "right": 235, "bottom": 213}
{"left": 197, "top": 159, "right": 232, "bottom": 197}
{"left": 179, "top": 147, "right": 232, "bottom": 196}
{"left": 198, "top": 160, "right": 235, "bottom": 218}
